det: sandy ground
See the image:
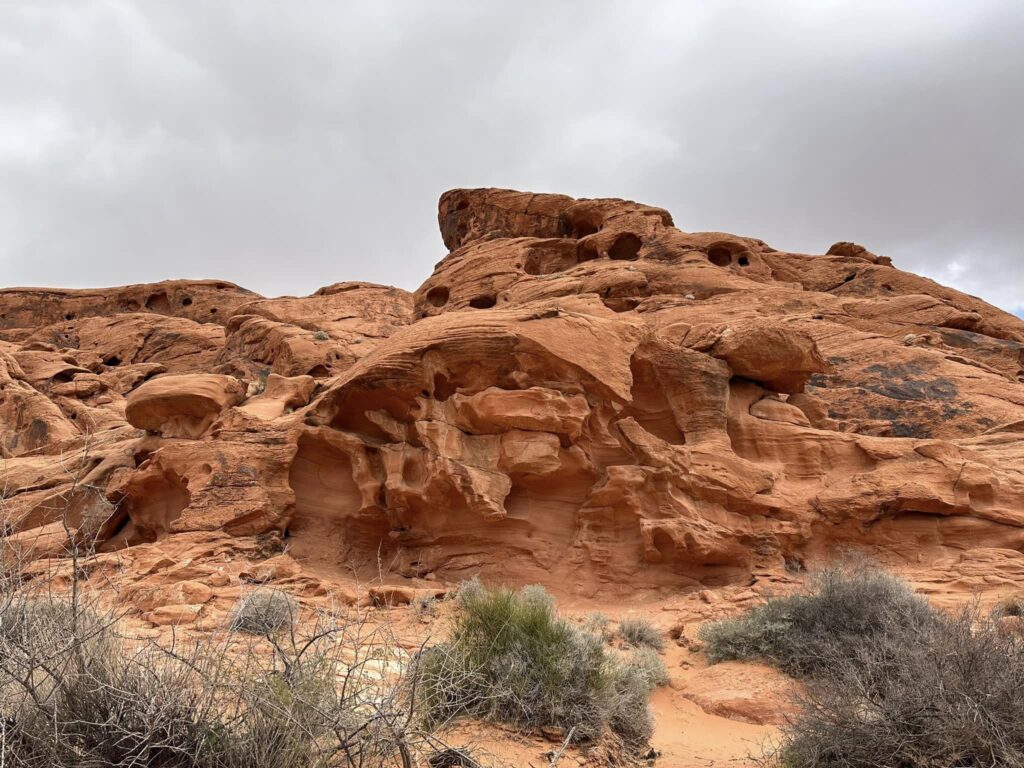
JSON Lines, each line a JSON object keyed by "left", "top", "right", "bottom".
{"left": 650, "top": 691, "right": 772, "bottom": 768}
{"left": 112, "top": 550, "right": 1024, "bottom": 767}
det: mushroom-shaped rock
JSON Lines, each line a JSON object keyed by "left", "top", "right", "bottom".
{"left": 690, "top": 321, "right": 828, "bottom": 393}
{"left": 125, "top": 374, "right": 245, "bottom": 438}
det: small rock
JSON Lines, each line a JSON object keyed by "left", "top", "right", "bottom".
{"left": 180, "top": 580, "right": 214, "bottom": 604}
{"left": 145, "top": 604, "right": 202, "bottom": 626}
{"left": 540, "top": 725, "right": 566, "bottom": 743}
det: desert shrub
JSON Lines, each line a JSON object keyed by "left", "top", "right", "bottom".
{"left": 0, "top": 593, "right": 100, "bottom": 644}
{"left": 428, "top": 747, "right": 480, "bottom": 767}
{"left": 626, "top": 647, "right": 669, "bottom": 689}
{"left": 607, "top": 662, "right": 655, "bottom": 749}
{"left": 416, "top": 582, "right": 654, "bottom": 747}
{"left": 454, "top": 576, "right": 485, "bottom": 606}
{"left": 0, "top": 594, "right": 230, "bottom": 767}
{"left": 779, "top": 606, "right": 1024, "bottom": 768}
{"left": 618, "top": 617, "right": 665, "bottom": 651}
{"left": 0, "top": 590, "right": 457, "bottom": 768}
{"left": 312, "top": 330, "right": 330, "bottom": 341}
{"left": 700, "top": 563, "right": 936, "bottom": 677}
{"left": 412, "top": 593, "right": 437, "bottom": 619}
{"left": 583, "top": 611, "right": 609, "bottom": 630}
{"left": 518, "top": 583, "right": 555, "bottom": 610}
{"left": 993, "top": 594, "right": 1024, "bottom": 618}
{"left": 230, "top": 588, "right": 297, "bottom": 635}
{"left": 582, "top": 611, "right": 612, "bottom": 641}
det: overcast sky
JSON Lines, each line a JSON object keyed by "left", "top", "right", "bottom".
{"left": 1, "top": 1, "right": 1022, "bottom": 316}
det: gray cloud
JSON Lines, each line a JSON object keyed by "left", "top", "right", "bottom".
{"left": 1, "top": 1, "right": 1022, "bottom": 314}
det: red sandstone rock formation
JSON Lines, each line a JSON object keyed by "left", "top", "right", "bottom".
{"left": 2, "top": 188, "right": 1024, "bottom": 605}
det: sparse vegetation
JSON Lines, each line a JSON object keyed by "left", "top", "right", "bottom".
{"left": 618, "top": 617, "right": 665, "bottom": 651}
{"left": 312, "top": 329, "right": 330, "bottom": 341}
{"left": 778, "top": 606, "right": 1024, "bottom": 768}
{"left": 582, "top": 611, "right": 611, "bottom": 638}
{"left": 700, "top": 562, "right": 935, "bottom": 677}
{"left": 993, "top": 594, "right": 1024, "bottom": 618}
{"left": 229, "top": 588, "right": 297, "bottom": 635}
{"left": 0, "top": 584, "right": 467, "bottom": 768}
{"left": 704, "top": 562, "right": 1024, "bottom": 767}
{"left": 249, "top": 366, "right": 271, "bottom": 396}
{"left": 625, "top": 646, "right": 669, "bottom": 689}
{"left": 412, "top": 593, "right": 437, "bottom": 619}
{"left": 417, "top": 582, "right": 655, "bottom": 749}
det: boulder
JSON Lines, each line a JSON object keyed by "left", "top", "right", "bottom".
{"left": 125, "top": 374, "right": 245, "bottom": 438}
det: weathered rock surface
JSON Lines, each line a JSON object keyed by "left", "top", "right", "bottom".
{"left": 3, "top": 187, "right": 1024, "bottom": 607}
{"left": 676, "top": 661, "right": 800, "bottom": 725}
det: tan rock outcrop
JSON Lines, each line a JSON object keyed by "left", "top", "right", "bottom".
{"left": 2, "top": 186, "right": 1024, "bottom": 607}
{"left": 0, "top": 280, "right": 258, "bottom": 332}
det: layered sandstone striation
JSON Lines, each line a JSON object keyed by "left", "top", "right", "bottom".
{"left": 2, "top": 188, "right": 1024, "bottom": 605}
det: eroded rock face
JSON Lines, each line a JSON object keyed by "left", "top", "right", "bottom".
{"left": 3, "top": 187, "right": 1024, "bottom": 601}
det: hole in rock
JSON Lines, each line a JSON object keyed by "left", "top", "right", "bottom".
{"left": 307, "top": 364, "right": 330, "bottom": 377}
{"left": 602, "top": 297, "right": 641, "bottom": 313}
{"left": 843, "top": 272, "right": 857, "bottom": 283}
{"left": 125, "top": 470, "right": 189, "bottom": 542}
{"left": 562, "top": 209, "right": 602, "bottom": 239}
{"left": 103, "top": 355, "right": 121, "bottom": 367}
{"left": 64, "top": 313, "right": 76, "bottom": 321}
{"left": 433, "top": 373, "right": 457, "bottom": 401}
{"left": 571, "top": 221, "right": 599, "bottom": 238}
{"left": 209, "top": 307, "right": 218, "bottom": 314}
{"left": 331, "top": 392, "right": 411, "bottom": 442}
{"left": 707, "top": 246, "right": 732, "bottom": 267}
{"left": 181, "top": 296, "right": 193, "bottom": 306}
{"left": 425, "top": 286, "right": 450, "bottom": 307}
{"left": 503, "top": 473, "right": 593, "bottom": 556}
{"left": 469, "top": 294, "right": 497, "bottom": 309}
{"left": 608, "top": 233, "right": 642, "bottom": 261}
{"left": 622, "top": 355, "right": 686, "bottom": 445}
{"left": 652, "top": 529, "right": 675, "bottom": 561}
{"left": 522, "top": 241, "right": 581, "bottom": 275}
{"left": 145, "top": 292, "right": 170, "bottom": 312}
{"left": 737, "top": 255, "right": 750, "bottom": 266}
{"left": 287, "top": 434, "right": 393, "bottom": 577}
{"left": 578, "top": 242, "right": 601, "bottom": 263}
{"left": 215, "top": 283, "right": 229, "bottom": 290}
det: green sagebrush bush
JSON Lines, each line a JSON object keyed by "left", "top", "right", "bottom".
{"left": 699, "top": 562, "right": 935, "bottom": 677}
{"left": 416, "top": 581, "right": 655, "bottom": 749}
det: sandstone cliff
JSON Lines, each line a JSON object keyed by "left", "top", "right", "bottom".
{"left": 2, "top": 188, "right": 1023, "bottom": 603}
